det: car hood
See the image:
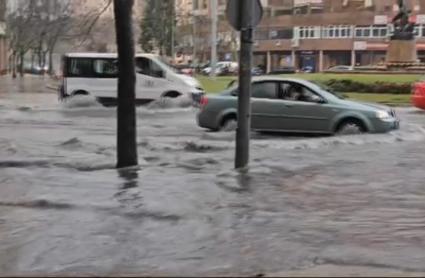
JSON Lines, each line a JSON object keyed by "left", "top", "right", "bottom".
{"left": 339, "top": 99, "right": 392, "bottom": 112}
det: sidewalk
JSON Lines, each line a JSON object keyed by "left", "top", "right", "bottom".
{"left": 0, "top": 74, "right": 59, "bottom": 94}
{"left": 268, "top": 265, "right": 425, "bottom": 277}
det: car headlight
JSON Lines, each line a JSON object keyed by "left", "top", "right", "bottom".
{"left": 376, "top": 110, "right": 392, "bottom": 120}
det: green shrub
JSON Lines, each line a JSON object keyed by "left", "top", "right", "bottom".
{"left": 321, "top": 79, "right": 412, "bottom": 94}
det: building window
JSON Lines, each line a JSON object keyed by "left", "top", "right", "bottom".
{"left": 270, "top": 28, "right": 293, "bottom": 39}
{"left": 274, "top": 9, "right": 293, "bottom": 16}
{"left": 354, "top": 25, "right": 388, "bottom": 38}
{"left": 298, "top": 26, "right": 320, "bottom": 39}
{"left": 421, "top": 25, "right": 425, "bottom": 37}
{"left": 414, "top": 25, "right": 420, "bottom": 37}
{"left": 255, "top": 29, "right": 270, "bottom": 40}
{"left": 322, "top": 26, "right": 352, "bottom": 39}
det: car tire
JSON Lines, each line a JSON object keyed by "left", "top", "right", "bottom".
{"left": 220, "top": 116, "right": 237, "bottom": 132}
{"left": 336, "top": 119, "right": 366, "bottom": 135}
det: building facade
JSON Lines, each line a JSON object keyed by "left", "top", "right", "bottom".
{"left": 0, "top": 0, "right": 6, "bottom": 74}
{"left": 177, "top": 0, "right": 425, "bottom": 72}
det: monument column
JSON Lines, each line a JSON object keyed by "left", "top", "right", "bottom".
{"left": 351, "top": 49, "right": 356, "bottom": 67}
{"left": 266, "top": 51, "right": 271, "bottom": 73}
{"left": 386, "top": 0, "right": 418, "bottom": 66}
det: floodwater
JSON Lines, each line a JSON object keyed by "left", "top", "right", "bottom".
{"left": 0, "top": 76, "right": 425, "bottom": 276}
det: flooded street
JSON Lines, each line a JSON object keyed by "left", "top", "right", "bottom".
{"left": 1, "top": 76, "right": 425, "bottom": 276}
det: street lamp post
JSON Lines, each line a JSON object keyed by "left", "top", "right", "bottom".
{"left": 210, "top": 0, "right": 218, "bottom": 78}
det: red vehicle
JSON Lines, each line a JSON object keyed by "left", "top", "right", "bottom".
{"left": 412, "top": 82, "right": 425, "bottom": 110}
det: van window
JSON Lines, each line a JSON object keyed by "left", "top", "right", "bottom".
{"left": 150, "top": 60, "right": 164, "bottom": 78}
{"left": 93, "top": 59, "right": 118, "bottom": 77}
{"left": 135, "top": 57, "right": 150, "bottom": 75}
{"left": 136, "top": 57, "right": 165, "bottom": 78}
{"left": 68, "top": 58, "right": 93, "bottom": 77}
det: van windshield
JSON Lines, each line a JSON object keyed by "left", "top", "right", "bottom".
{"left": 156, "top": 57, "right": 178, "bottom": 73}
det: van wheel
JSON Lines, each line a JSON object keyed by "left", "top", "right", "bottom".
{"left": 72, "top": 90, "right": 89, "bottom": 96}
{"left": 162, "top": 91, "right": 181, "bottom": 98}
{"left": 336, "top": 119, "right": 366, "bottom": 135}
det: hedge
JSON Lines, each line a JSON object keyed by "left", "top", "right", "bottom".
{"left": 320, "top": 79, "right": 412, "bottom": 95}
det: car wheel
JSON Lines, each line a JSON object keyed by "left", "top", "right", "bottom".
{"left": 220, "top": 116, "right": 237, "bottom": 132}
{"left": 336, "top": 120, "right": 366, "bottom": 135}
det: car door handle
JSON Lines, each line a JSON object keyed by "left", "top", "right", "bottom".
{"left": 284, "top": 104, "right": 294, "bottom": 108}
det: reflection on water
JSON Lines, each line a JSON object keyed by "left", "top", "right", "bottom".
{"left": 1, "top": 77, "right": 425, "bottom": 275}
{"left": 118, "top": 167, "right": 140, "bottom": 190}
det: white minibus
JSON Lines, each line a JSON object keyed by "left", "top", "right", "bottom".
{"left": 59, "top": 53, "right": 204, "bottom": 105}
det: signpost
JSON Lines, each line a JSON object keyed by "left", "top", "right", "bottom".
{"left": 226, "top": 0, "right": 263, "bottom": 170}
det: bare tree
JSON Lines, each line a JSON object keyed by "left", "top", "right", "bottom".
{"left": 7, "top": 0, "right": 112, "bottom": 77}
{"left": 114, "top": 0, "right": 138, "bottom": 168}
{"left": 7, "top": 1, "right": 38, "bottom": 77}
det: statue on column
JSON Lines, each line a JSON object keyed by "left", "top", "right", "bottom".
{"left": 391, "top": 0, "right": 415, "bottom": 40}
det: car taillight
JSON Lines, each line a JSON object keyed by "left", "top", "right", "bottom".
{"left": 200, "top": 96, "right": 208, "bottom": 108}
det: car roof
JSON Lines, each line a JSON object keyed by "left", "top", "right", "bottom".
{"left": 251, "top": 76, "right": 315, "bottom": 86}
{"left": 64, "top": 52, "right": 158, "bottom": 59}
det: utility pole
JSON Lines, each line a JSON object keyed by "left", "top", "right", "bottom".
{"left": 210, "top": 0, "right": 218, "bottom": 78}
{"left": 235, "top": 0, "right": 254, "bottom": 170}
{"left": 171, "top": 0, "right": 176, "bottom": 61}
{"left": 114, "top": 0, "right": 138, "bottom": 168}
{"left": 193, "top": 14, "right": 197, "bottom": 65}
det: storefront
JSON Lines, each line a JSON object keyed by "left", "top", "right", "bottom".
{"left": 253, "top": 52, "right": 267, "bottom": 71}
{"left": 297, "top": 51, "right": 318, "bottom": 72}
{"left": 323, "top": 51, "right": 352, "bottom": 69}
{"left": 354, "top": 50, "right": 386, "bottom": 66}
{"left": 270, "top": 51, "right": 293, "bottom": 71}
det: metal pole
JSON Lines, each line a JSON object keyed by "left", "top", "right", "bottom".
{"left": 210, "top": 0, "right": 218, "bottom": 78}
{"left": 235, "top": 0, "right": 254, "bottom": 170}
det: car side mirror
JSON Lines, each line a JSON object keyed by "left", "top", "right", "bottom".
{"left": 317, "top": 98, "right": 327, "bottom": 104}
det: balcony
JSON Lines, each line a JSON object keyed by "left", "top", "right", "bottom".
{"left": 268, "top": 0, "right": 294, "bottom": 8}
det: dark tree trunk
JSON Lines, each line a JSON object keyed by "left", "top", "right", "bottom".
{"left": 41, "top": 51, "right": 47, "bottom": 75}
{"left": 113, "top": 0, "right": 138, "bottom": 168}
{"left": 48, "top": 51, "right": 53, "bottom": 76}
{"left": 11, "top": 53, "right": 17, "bottom": 78}
{"left": 19, "top": 51, "right": 24, "bottom": 77}
{"left": 31, "top": 52, "right": 35, "bottom": 73}
{"left": 38, "top": 48, "right": 42, "bottom": 69}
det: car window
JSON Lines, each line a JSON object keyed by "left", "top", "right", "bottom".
{"left": 283, "top": 83, "right": 322, "bottom": 103}
{"left": 252, "top": 82, "right": 277, "bottom": 99}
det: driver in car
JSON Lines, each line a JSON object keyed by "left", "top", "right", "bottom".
{"left": 287, "top": 85, "right": 303, "bottom": 101}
